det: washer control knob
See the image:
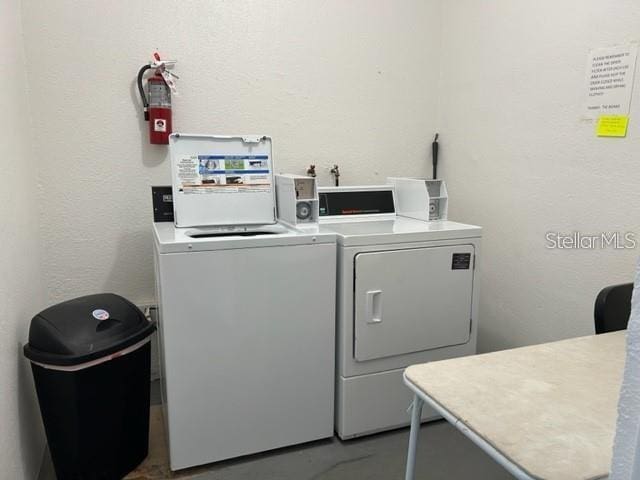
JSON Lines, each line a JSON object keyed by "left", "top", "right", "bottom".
{"left": 296, "top": 201, "right": 312, "bottom": 220}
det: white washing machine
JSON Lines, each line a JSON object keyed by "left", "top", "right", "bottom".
{"left": 318, "top": 184, "right": 482, "bottom": 439}
{"left": 153, "top": 135, "right": 337, "bottom": 470}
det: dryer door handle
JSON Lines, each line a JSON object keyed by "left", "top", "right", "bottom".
{"left": 365, "top": 290, "right": 383, "bottom": 324}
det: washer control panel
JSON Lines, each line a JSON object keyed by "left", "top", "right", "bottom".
{"left": 275, "top": 174, "right": 320, "bottom": 226}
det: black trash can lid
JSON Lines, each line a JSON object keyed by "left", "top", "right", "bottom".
{"left": 23, "top": 293, "right": 156, "bottom": 367}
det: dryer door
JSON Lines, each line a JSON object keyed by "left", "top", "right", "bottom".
{"left": 354, "top": 245, "right": 474, "bottom": 361}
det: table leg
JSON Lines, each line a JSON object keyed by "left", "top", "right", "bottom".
{"left": 405, "top": 394, "right": 424, "bottom": 480}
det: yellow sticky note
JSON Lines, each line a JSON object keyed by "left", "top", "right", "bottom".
{"left": 597, "top": 115, "right": 629, "bottom": 137}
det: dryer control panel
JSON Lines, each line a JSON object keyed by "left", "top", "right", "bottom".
{"left": 317, "top": 186, "right": 395, "bottom": 218}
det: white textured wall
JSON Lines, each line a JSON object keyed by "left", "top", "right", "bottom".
{"left": 438, "top": 0, "right": 640, "bottom": 352}
{"left": 18, "top": 0, "right": 639, "bottom": 355}
{"left": 611, "top": 261, "right": 640, "bottom": 479}
{"left": 21, "top": 0, "right": 443, "bottom": 306}
{"left": 0, "top": 0, "right": 46, "bottom": 478}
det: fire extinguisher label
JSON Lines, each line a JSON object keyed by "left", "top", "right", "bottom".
{"left": 154, "top": 118, "right": 167, "bottom": 132}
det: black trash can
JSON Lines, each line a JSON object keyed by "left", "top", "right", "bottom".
{"left": 23, "top": 293, "right": 156, "bottom": 480}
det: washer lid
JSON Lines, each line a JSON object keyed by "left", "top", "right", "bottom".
{"left": 320, "top": 218, "right": 482, "bottom": 246}
{"left": 170, "top": 134, "right": 275, "bottom": 228}
{"left": 153, "top": 222, "right": 336, "bottom": 253}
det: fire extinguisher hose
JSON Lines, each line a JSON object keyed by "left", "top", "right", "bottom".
{"left": 137, "top": 64, "right": 152, "bottom": 121}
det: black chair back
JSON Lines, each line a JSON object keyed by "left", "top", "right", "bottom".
{"left": 594, "top": 283, "right": 633, "bottom": 334}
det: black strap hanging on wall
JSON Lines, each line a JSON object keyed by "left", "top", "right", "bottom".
{"left": 432, "top": 133, "right": 439, "bottom": 179}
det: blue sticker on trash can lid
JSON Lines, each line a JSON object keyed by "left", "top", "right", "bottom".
{"left": 92, "top": 309, "right": 110, "bottom": 321}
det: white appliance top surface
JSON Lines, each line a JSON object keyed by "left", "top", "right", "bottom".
{"left": 319, "top": 217, "right": 481, "bottom": 246}
{"left": 154, "top": 222, "right": 335, "bottom": 253}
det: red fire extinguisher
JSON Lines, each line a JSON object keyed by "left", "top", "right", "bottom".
{"left": 137, "top": 54, "right": 177, "bottom": 145}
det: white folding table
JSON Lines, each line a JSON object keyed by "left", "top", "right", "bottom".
{"left": 404, "top": 331, "right": 625, "bottom": 480}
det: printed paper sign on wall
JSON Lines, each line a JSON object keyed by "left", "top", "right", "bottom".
{"left": 584, "top": 43, "right": 638, "bottom": 119}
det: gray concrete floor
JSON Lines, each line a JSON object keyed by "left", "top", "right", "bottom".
{"left": 187, "top": 421, "right": 515, "bottom": 480}
{"left": 39, "top": 380, "right": 515, "bottom": 480}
